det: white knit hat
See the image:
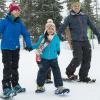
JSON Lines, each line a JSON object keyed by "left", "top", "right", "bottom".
{"left": 45, "top": 19, "right": 56, "bottom": 33}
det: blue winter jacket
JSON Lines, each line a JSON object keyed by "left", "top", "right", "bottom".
{"left": 32, "top": 33, "right": 60, "bottom": 60}
{"left": 58, "top": 10, "right": 100, "bottom": 41}
{"left": 0, "top": 14, "right": 32, "bottom": 50}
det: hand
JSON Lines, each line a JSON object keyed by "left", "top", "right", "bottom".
{"left": 98, "top": 40, "right": 100, "bottom": 44}
{"left": 25, "top": 47, "right": 33, "bottom": 52}
{"left": 58, "top": 34, "right": 65, "bottom": 41}
{"left": 47, "top": 35, "right": 53, "bottom": 41}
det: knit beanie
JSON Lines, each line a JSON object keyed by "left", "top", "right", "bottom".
{"left": 45, "top": 19, "right": 56, "bottom": 33}
{"left": 9, "top": 3, "right": 20, "bottom": 12}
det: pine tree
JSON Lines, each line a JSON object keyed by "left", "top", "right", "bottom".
{"left": 32, "top": 0, "right": 63, "bottom": 33}
{"left": 0, "top": 0, "right": 7, "bottom": 18}
{"left": 93, "top": 0, "right": 100, "bottom": 31}
{"left": 20, "top": 0, "right": 63, "bottom": 42}
{"left": 82, "top": 0, "right": 96, "bottom": 22}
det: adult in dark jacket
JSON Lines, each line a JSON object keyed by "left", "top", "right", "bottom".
{"left": 58, "top": 2, "right": 100, "bottom": 82}
{"left": 0, "top": 3, "right": 33, "bottom": 97}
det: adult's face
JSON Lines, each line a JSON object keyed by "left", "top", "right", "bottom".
{"left": 72, "top": 3, "right": 81, "bottom": 13}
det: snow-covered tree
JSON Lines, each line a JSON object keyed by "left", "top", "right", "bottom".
{"left": 0, "top": 0, "right": 7, "bottom": 18}
{"left": 20, "top": 0, "right": 63, "bottom": 42}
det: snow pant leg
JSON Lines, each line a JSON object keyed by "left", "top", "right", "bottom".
{"left": 79, "top": 41, "right": 91, "bottom": 79}
{"left": 46, "top": 68, "right": 51, "bottom": 80}
{"left": 37, "top": 59, "right": 50, "bottom": 86}
{"left": 50, "top": 59, "right": 63, "bottom": 87}
{"left": 2, "top": 50, "right": 12, "bottom": 90}
{"left": 11, "top": 49, "right": 20, "bottom": 87}
{"left": 66, "top": 41, "right": 83, "bottom": 76}
{"left": 37, "top": 61, "right": 51, "bottom": 80}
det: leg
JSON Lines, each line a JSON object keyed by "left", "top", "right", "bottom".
{"left": 37, "top": 59, "right": 50, "bottom": 86}
{"left": 66, "top": 41, "right": 83, "bottom": 77}
{"left": 50, "top": 59, "right": 63, "bottom": 87}
{"left": 11, "top": 49, "right": 20, "bottom": 87}
{"left": 2, "top": 50, "right": 12, "bottom": 90}
{"left": 37, "top": 61, "right": 51, "bottom": 80}
{"left": 46, "top": 68, "right": 51, "bottom": 80}
{"left": 79, "top": 41, "right": 91, "bottom": 80}
{"left": 37, "top": 61, "right": 42, "bottom": 68}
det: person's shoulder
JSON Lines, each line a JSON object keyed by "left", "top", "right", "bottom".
{"left": 54, "top": 33, "right": 60, "bottom": 40}
{"left": 39, "top": 33, "right": 44, "bottom": 39}
{"left": 0, "top": 17, "right": 7, "bottom": 25}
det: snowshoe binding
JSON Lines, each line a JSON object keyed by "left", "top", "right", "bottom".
{"left": 55, "top": 86, "right": 70, "bottom": 95}
{"left": 35, "top": 86, "right": 45, "bottom": 93}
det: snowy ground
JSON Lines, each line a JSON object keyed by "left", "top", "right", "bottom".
{"left": 0, "top": 40, "right": 100, "bottom": 100}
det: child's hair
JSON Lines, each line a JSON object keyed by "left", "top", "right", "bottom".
{"left": 44, "top": 31, "right": 48, "bottom": 41}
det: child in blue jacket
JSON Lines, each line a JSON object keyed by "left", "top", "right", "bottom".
{"left": 0, "top": 3, "right": 33, "bottom": 97}
{"left": 32, "top": 19, "right": 70, "bottom": 94}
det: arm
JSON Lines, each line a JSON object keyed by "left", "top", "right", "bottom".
{"left": 32, "top": 34, "right": 44, "bottom": 49}
{"left": 0, "top": 19, "right": 5, "bottom": 34}
{"left": 57, "top": 16, "right": 70, "bottom": 39}
{"left": 87, "top": 16, "right": 100, "bottom": 42}
{"left": 21, "top": 21, "right": 32, "bottom": 48}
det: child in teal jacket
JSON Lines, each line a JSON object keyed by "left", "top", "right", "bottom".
{"left": 32, "top": 19, "right": 70, "bottom": 94}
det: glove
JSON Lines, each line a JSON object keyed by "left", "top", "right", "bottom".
{"left": 25, "top": 47, "right": 33, "bottom": 52}
{"left": 97, "top": 35, "right": 100, "bottom": 44}
{"left": 98, "top": 40, "right": 100, "bottom": 44}
{"left": 58, "top": 34, "right": 65, "bottom": 41}
{"left": 57, "top": 51, "right": 60, "bottom": 55}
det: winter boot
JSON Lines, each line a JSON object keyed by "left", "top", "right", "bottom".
{"left": 68, "top": 74, "right": 78, "bottom": 80}
{"left": 55, "top": 86, "right": 70, "bottom": 95}
{"left": 35, "top": 85, "right": 45, "bottom": 93}
{"left": 45, "top": 79, "right": 53, "bottom": 84}
{"left": 13, "top": 84, "right": 26, "bottom": 93}
{"left": 79, "top": 77, "right": 96, "bottom": 83}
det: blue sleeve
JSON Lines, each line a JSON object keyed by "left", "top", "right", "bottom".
{"left": 0, "top": 19, "right": 5, "bottom": 34}
{"left": 32, "top": 35, "right": 44, "bottom": 49}
{"left": 20, "top": 21, "right": 32, "bottom": 47}
{"left": 57, "top": 16, "right": 70, "bottom": 36}
{"left": 87, "top": 16, "right": 100, "bottom": 38}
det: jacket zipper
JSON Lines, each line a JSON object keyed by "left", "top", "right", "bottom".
{"left": 77, "top": 16, "right": 84, "bottom": 40}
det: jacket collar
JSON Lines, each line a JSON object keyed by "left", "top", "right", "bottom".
{"left": 70, "top": 10, "right": 85, "bottom": 16}
{"left": 6, "top": 13, "right": 21, "bottom": 23}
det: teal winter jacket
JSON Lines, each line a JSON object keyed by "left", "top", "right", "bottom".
{"left": 32, "top": 33, "right": 60, "bottom": 60}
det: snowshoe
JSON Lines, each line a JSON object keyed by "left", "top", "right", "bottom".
{"left": 45, "top": 79, "right": 53, "bottom": 84}
{"left": 35, "top": 86, "right": 45, "bottom": 93}
{"left": 63, "top": 74, "right": 78, "bottom": 82}
{"left": 0, "top": 88, "right": 16, "bottom": 99}
{"left": 0, "top": 93, "right": 11, "bottom": 99}
{"left": 79, "top": 77, "right": 96, "bottom": 83}
{"left": 55, "top": 87, "right": 70, "bottom": 95}
{"left": 13, "top": 84, "right": 26, "bottom": 93}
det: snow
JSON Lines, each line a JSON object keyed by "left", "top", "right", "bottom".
{"left": 0, "top": 40, "right": 100, "bottom": 100}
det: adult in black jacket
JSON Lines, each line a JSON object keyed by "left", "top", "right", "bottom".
{"left": 58, "top": 2, "right": 100, "bottom": 82}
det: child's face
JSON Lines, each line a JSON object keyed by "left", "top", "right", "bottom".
{"left": 11, "top": 9, "right": 21, "bottom": 18}
{"left": 47, "top": 26, "right": 54, "bottom": 35}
